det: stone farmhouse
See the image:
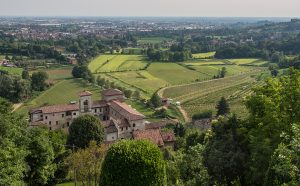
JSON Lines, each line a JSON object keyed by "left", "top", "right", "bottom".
{"left": 29, "top": 89, "right": 175, "bottom": 147}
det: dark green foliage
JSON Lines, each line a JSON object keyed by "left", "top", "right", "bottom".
{"left": 178, "top": 144, "right": 210, "bottom": 186}
{"left": 72, "top": 65, "right": 94, "bottom": 83}
{"left": 216, "top": 97, "right": 230, "bottom": 116}
{"left": 146, "top": 46, "right": 192, "bottom": 62}
{"left": 185, "top": 130, "right": 206, "bottom": 150}
{"left": 192, "top": 110, "right": 213, "bottom": 121}
{"left": 100, "top": 140, "right": 167, "bottom": 186}
{"left": 219, "top": 67, "right": 227, "bottom": 78}
{"left": 245, "top": 68, "right": 300, "bottom": 184}
{"left": 25, "top": 127, "right": 56, "bottom": 185}
{"left": 124, "top": 89, "right": 132, "bottom": 98}
{"left": 31, "top": 71, "right": 48, "bottom": 91}
{"left": 0, "top": 74, "right": 31, "bottom": 102}
{"left": 174, "top": 123, "right": 186, "bottom": 137}
{"left": 0, "top": 99, "right": 28, "bottom": 185}
{"left": 154, "top": 108, "right": 168, "bottom": 118}
{"left": 67, "top": 115, "right": 104, "bottom": 149}
{"left": 22, "top": 70, "right": 30, "bottom": 79}
{"left": 203, "top": 115, "right": 249, "bottom": 185}
{"left": 150, "top": 92, "right": 161, "bottom": 108}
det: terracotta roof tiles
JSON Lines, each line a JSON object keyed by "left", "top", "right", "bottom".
{"left": 30, "top": 104, "right": 79, "bottom": 114}
{"left": 110, "top": 100, "right": 145, "bottom": 121}
{"left": 133, "top": 129, "right": 164, "bottom": 147}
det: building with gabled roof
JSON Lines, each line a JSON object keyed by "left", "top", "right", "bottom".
{"left": 29, "top": 89, "right": 176, "bottom": 147}
{"left": 29, "top": 89, "right": 145, "bottom": 140}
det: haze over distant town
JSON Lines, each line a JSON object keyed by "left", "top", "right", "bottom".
{"left": 0, "top": 0, "right": 300, "bottom": 17}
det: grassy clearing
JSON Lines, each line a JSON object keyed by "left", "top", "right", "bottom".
{"left": 17, "top": 79, "right": 101, "bottom": 116}
{"left": 30, "top": 66, "right": 73, "bottom": 81}
{"left": 192, "top": 52, "right": 216, "bottom": 59}
{"left": 88, "top": 55, "right": 116, "bottom": 73}
{"left": 0, "top": 66, "right": 23, "bottom": 75}
{"left": 110, "top": 71, "right": 168, "bottom": 94}
{"left": 137, "top": 37, "right": 173, "bottom": 45}
{"left": 147, "top": 63, "right": 204, "bottom": 85}
{"left": 89, "top": 55, "right": 147, "bottom": 73}
{"left": 229, "top": 58, "right": 269, "bottom": 66}
{"left": 185, "top": 60, "right": 226, "bottom": 66}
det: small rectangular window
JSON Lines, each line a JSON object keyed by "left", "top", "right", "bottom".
{"left": 45, "top": 116, "right": 48, "bottom": 120}
{"left": 133, "top": 124, "right": 135, "bottom": 127}
{"left": 121, "top": 127, "right": 123, "bottom": 131}
{"left": 49, "top": 121, "right": 51, "bottom": 125}
{"left": 56, "top": 121, "right": 58, "bottom": 125}
{"left": 73, "top": 113, "right": 76, "bottom": 116}
{"left": 67, "top": 122, "right": 70, "bottom": 127}
{"left": 49, "top": 127, "right": 52, "bottom": 130}
{"left": 62, "top": 114, "right": 64, "bottom": 118}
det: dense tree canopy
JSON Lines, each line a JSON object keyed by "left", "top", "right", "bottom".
{"left": 67, "top": 115, "right": 104, "bottom": 149}
{"left": 31, "top": 71, "right": 49, "bottom": 91}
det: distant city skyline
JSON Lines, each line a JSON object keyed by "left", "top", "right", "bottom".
{"left": 0, "top": 0, "right": 299, "bottom": 17}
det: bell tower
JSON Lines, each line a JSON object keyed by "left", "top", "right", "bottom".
{"left": 79, "top": 91, "right": 92, "bottom": 113}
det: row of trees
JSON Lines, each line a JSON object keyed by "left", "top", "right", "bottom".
{"left": 146, "top": 47, "right": 192, "bottom": 62}
{"left": 0, "top": 70, "right": 48, "bottom": 102}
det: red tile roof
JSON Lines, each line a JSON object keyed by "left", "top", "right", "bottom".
{"left": 30, "top": 104, "right": 79, "bottom": 114}
{"left": 102, "top": 89, "right": 123, "bottom": 96}
{"left": 92, "top": 100, "right": 107, "bottom": 108}
{"left": 133, "top": 129, "right": 164, "bottom": 147}
{"left": 80, "top": 91, "right": 92, "bottom": 97}
{"left": 110, "top": 100, "right": 145, "bottom": 121}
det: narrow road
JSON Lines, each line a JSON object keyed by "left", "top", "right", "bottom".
{"left": 177, "top": 105, "right": 191, "bottom": 123}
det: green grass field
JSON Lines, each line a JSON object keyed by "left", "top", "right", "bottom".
{"left": 137, "top": 37, "right": 173, "bottom": 45}
{"left": 147, "top": 63, "right": 206, "bottom": 85}
{"left": 110, "top": 71, "right": 168, "bottom": 94}
{"left": 192, "top": 52, "right": 216, "bottom": 59}
{"left": 0, "top": 66, "right": 23, "bottom": 75}
{"left": 30, "top": 66, "right": 73, "bottom": 81}
{"left": 89, "top": 55, "right": 148, "bottom": 73}
{"left": 17, "top": 79, "right": 101, "bottom": 116}
{"left": 229, "top": 58, "right": 269, "bottom": 66}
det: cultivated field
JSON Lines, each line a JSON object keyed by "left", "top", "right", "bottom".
{"left": 147, "top": 63, "right": 205, "bottom": 85}
{"left": 0, "top": 66, "right": 23, "bottom": 75}
{"left": 192, "top": 51, "right": 216, "bottom": 59}
{"left": 229, "top": 58, "right": 269, "bottom": 66}
{"left": 161, "top": 70, "right": 265, "bottom": 117}
{"left": 30, "top": 66, "right": 73, "bottom": 81}
{"left": 89, "top": 55, "right": 148, "bottom": 73}
{"left": 109, "top": 70, "right": 168, "bottom": 94}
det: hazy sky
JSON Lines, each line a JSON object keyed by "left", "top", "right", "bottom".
{"left": 0, "top": 0, "right": 299, "bottom": 17}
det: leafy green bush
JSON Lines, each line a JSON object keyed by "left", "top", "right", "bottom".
{"left": 100, "top": 140, "right": 167, "bottom": 186}
{"left": 192, "top": 110, "right": 213, "bottom": 121}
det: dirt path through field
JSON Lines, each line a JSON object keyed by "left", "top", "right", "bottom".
{"left": 13, "top": 103, "right": 23, "bottom": 112}
{"left": 178, "top": 106, "right": 191, "bottom": 123}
